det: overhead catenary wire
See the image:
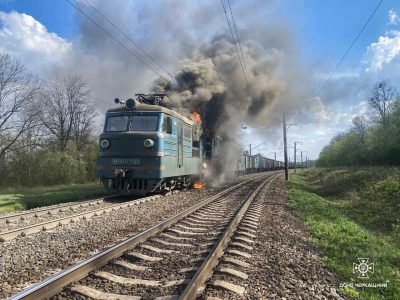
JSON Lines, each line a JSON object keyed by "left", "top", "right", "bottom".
{"left": 81, "top": 0, "right": 174, "bottom": 80}
{"left": 316, "top": 0, "right": 383, "bottom": 96}
{"left": 65, "top": 0, "right": 164, "bottom": 79}
{"left": 220, "top": 0, "right": 249, "bottom": 87}
{"left": 227, "top": 0, "right": 247, "bottom": 71}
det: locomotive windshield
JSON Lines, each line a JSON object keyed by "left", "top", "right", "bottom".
{"left": 105, "top": 114, "right": 159, "bottom": 132}
{"left": 106, "top": 115, "right": 130, "bottom": 132}
{"left": 131, "top": 115, "right": 158, "bottom": 131}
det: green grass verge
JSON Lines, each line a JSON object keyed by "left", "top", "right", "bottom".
{"left": 288, "top": 174, "right": 400, "bottom": 300}
{"left": 0, "top": 182, "right": 110, "bottom": 213}
{"left": 304, "top": 167, "right": 400, "bottom": 249}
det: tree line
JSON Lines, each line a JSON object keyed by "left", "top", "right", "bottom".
{"left": 317, "top": 79, "right": 400, "bottom": 167}
{"left": 0, "top": 53, "right": 98, "bottom": 187}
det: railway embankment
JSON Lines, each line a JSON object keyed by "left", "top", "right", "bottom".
{"left": 0, "top": 182, "right": 110, "bottom": 214}
{"left": 287, "top": 168, "right": 400, "bottom": 299}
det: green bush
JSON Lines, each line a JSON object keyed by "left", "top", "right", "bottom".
{"left": 0, "top": 142, "right": 98, "bottom": 187}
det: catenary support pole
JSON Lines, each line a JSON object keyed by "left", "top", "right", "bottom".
{"left": 294, "top": 142, "right": 297, "bottom": 173}
{"left": 301, "top": 150, "right": 303, "bottom": 170}
{"left": 283, "top": 112, "right": 288, "bottom": 180}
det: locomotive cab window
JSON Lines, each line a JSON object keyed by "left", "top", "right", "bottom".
{"left": 131, "top": 115, "right": 158, "bottom": 131}
{"left": 105, "top": 114, "right": 158, "bottom": 132}
{"left": 105, "top": 115, "right": 130, "bottom": 132}
{"left": 183, "top": 125, "right": 192, "bottom": 140}
{"left": 163, "top": 116, "right": 173, "bottom": 134}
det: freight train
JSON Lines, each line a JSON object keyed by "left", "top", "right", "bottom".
{"left": 237, "top": 153, "right": 284, "bottom": 175}
{"left": 96, "top": 94, "right": 283, "bottom": 195}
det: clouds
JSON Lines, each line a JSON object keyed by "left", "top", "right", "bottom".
{"left": 312, "top": 97, "right": 331, "bottom": 122}
{"left": 0, "top": 11, "right": 73, "bottom": 74}
{"left": 362, "top": 9, "right": 400, "bottom": 73}
{"left": 388, "top": 9, "right": 399, "bottom": 25}
{"left": 365, "top": 30, "right": 400, "bottom": 72}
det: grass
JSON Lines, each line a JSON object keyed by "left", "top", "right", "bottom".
{"left": 0, "top": 182, "right": 110, "bottom": 213}
{"left": 288, "top": 172, "right": 400, "bottom": 299}
{"left": 304, "top": 167, "right": 400, "bottom": 249}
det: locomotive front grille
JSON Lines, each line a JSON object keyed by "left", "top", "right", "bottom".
{"left": 132, "top": 179, "right": 148, "bottom": 190}
{"left": 112, "top": 178, "right": 149, "bottom": 192}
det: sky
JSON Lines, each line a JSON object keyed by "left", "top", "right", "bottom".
{"left": 1, "top": 0, "right": 400, "bottom": 161}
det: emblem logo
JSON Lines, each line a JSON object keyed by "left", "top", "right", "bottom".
{"left": 353, "top": 258, "right": 374, "bottom": 278}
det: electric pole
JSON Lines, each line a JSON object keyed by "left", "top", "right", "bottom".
{"left": 283, "top": 112, "right": 288, "bottom": 180}
{"left": 274, "top": 152, "right": 276, "bottom": 169}
{"left": 294, "top": 143, "right": 296, "bottom": 172}
{"left": 293, "top": 141, "right": 302, "bottom": 173}
{"left": 301, "top": 150, "right": 303, "bottom": 170}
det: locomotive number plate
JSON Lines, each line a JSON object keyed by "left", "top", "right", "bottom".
{"left": 111, "top": 158, "right": 142, "bottom": 166}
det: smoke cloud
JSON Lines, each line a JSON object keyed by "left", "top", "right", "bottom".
{"left": 150, "top": 31, "right": 311, "bottom": 183}
{"left": 21, "top": 0, "right": 314, "bottom": 182}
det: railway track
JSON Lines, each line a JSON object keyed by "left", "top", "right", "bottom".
{"left": 0, "top": 194, "right": 163, "bottom": 241}
{"left": 9, "top": 172, "right": 279, "bottom": 300}
{"left": 0, "top": 196, "right": 110, "bottom": 223}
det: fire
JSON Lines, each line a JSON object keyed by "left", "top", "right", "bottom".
{"left": 191, "top": 112, "right": 202, "bottom": 124}
{"left": 194, "top": 182, "right": 204, "bottom": 189}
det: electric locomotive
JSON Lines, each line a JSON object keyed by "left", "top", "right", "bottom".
{"left": 96, "top": 94, "right": 203, "bottom": 195}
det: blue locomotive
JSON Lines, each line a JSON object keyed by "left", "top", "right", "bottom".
{"left": 96, "top": 94, "right": 285, "bottom": 196}
{"left": 96, "top": 94, "right": 202, "bottom": 195}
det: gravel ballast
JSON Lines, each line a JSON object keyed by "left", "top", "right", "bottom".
{"left": 202, "top": 176, "right": 347, "bottom": 299}
{"left": 56, "top": 180, "right": 263, "bottom": 299}
{"left": 0, "top": 173, "right": 263, "bottom": 299}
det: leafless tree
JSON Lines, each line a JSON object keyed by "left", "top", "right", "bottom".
{"left": 369, "top": 79, "right": 397, "bottom": 126}
{"left": 0, "top": 53, "right": 41, "bottom": 158}
{"left": 41, "top": 75, "right": 96, "bottom": 151}
{"left": 351, "top": 115, "right": 368, "bottom": 143}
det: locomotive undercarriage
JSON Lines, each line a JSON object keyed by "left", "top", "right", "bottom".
{"left": 102, "top": 169, "right": 198, "bottom": 196}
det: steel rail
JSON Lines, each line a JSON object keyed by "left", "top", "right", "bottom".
{"left": 179, "top": 173, "right": 279, "bottom": 299}
{"left": 0, "top": 195, "right": 116, "bottom": 223}
{"left": 8, "top": 175, "right": 266, "bottom": 300}
{"left": 0, "top": 194, "right": 163, "bottom": 241}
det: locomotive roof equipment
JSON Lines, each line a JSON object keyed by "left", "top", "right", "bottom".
{"left": 135, "top": 93, "right": 166, "bottom": 106}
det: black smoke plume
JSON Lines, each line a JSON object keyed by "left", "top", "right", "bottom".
{"left": 152, "top": 34, "right": 300, "bottom": 183}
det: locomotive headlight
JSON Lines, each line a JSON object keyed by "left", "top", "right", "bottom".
{"left": 143, "top": 139, "right": 154, "bottom": 148}
{"left": 100, "top": 139, "right": 110, "bottom": 149}
{"left": 125, "top": 98, "right": 136, "bottom": 110}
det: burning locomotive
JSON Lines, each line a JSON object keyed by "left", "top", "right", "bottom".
{"left": 95, "top": 94, "right": 283, "bottom": 195}
{"left": 96, "top": 94, "right": 205, "bottom": 195}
